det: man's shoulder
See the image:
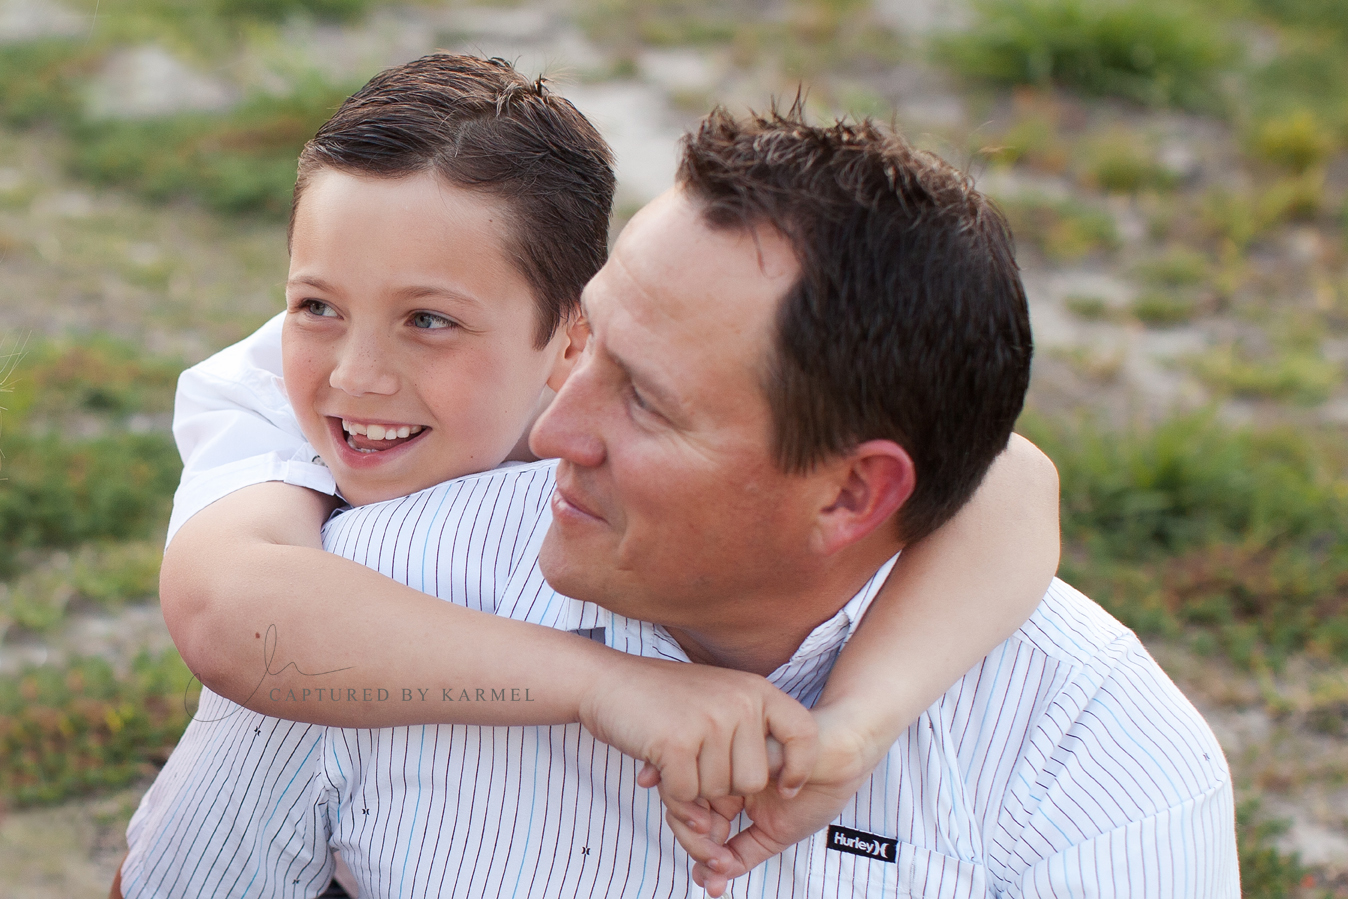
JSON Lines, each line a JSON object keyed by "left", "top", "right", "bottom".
{"left": 326, "top": 459, "right": 558, "bottom": 529}
{"left": 320, "top": 460, "right": 559, "bottom": 603}
{"left": 1010, "top": 577, "right": 1140, "bottom": 669}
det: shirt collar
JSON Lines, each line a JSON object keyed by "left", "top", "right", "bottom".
{"left": 579, "top": 553, "right": 900, "bottom": 706}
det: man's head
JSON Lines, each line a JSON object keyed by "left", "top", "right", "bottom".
{"left": 282, "top": 55, "right": 613, "bottom": 506}
{"left": 532, "top": 105, "right": 1031, "bottom": 667}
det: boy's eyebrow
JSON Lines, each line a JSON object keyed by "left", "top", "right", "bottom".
{"left": 394, "top": 285, "right": 486, "bottom": 309}
{"left": 286, "top": 276, "right": 487, "bottom": 309}
{"left": 287, "top": 274, "right": 338, "bottom": 293}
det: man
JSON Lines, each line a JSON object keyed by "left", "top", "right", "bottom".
{"left": 146, "top": 101, "right": 1236, "bottom": 896}
{"left": 518, "top": 107, "right": 1239, "bottom": 896}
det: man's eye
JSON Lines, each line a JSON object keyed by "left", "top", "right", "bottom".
{"left": 410, "top": 311, "right": 455, "bottom": 330}
{"left": 628, "top": 385, "right": 652, "bottom": 412}
{"left": 302, "top": 299, "right": 337, "bottom": 317}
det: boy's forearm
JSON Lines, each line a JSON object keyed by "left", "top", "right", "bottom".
{"left": 161, "top": 482, "right": 617, "bottom": 727}
{"left": 815, "top": 434, "right": 1060, "bottom": 773}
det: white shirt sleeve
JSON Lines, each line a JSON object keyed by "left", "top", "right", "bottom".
{"left": 166, "top": 311, "right": 337, "bottom": 544}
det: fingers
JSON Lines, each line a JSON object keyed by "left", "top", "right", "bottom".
{"left": 764, "top": 697, "right": 819, "bottom": 797}
{"left": 663, "top": 796, "right": 735, "bottom": 878}
{"left": 636, "top": 761, "right": 662, "bottom": 789}
{"left": 717, "top": 823, "right": 790, "bottom": 882}
{"left": 727, "top": 722, "right": 770, "bottom": 798}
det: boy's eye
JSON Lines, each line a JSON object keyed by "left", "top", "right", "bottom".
{"left": 302, "top": 299, "right": 337, "bottom": 317}
{"left": 410, "top": 311, "right": 456, "bottom": 330}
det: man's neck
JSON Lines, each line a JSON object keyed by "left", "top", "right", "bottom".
{"left": 662, "top": 549, "right": 897, "bottom": 676}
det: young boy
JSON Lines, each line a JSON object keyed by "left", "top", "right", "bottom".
{"left": 120, "top": 55, "right": 1058, "bottom": 897}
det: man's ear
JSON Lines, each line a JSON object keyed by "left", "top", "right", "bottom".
{"left": 812, "top": 440, "right": 916, "bottom": 556}
{"left": 546, "top": 316, "right": 590, "bottom": 392}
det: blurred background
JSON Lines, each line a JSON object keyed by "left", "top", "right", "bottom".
{"left": 0, "top": 0, "right": 1345, "bottom": 894}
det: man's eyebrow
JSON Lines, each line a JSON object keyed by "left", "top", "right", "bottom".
{"left": 608, "top": 344, "right": 683, "bottom": 414}
{"left": 581, "top": 290, "right": 684, "bottom": 416}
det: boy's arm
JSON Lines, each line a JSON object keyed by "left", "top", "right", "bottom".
{"left": 663, "top": 434, "right": 1061, "bottom": 893}
{"left": 814, "top": 432, "right": 1060, "bottom": 776}
{"left": 164, "top": 319, "right": 818, "bottom": 797}
{"left": 163, "top": 480, "right": 817, "bottom": 797}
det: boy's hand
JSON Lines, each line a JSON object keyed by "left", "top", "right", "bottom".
{"left": 577, "top": 656, "right": 818, "bottom": 803}
{"left": 660, "top": 703, "right": 891, "bottom": 896}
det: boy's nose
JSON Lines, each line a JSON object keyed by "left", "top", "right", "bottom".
{"left": 329, "top": 339, "right": 399, "bottom": 396}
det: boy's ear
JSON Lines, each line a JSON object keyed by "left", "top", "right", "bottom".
{"left": 546, "top": 316, "right": 590, "bottom": 392}
{"left": 811, "top": 440, "right": 916, "bottom": 556}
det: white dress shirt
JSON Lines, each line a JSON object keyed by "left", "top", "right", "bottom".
{"left": 124, "top": 320, "right": 1240, "bottom": 897}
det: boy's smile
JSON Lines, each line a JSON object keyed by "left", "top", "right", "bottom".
{"left": 282, "top": 169, "right": 575, "bottom": 506}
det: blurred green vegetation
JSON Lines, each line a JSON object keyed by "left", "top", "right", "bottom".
{"left": 582, "top": 0, "right": 904, "bottom": 82}
{"left": 2, "top": 541, "right": 163, "bottom": 634}
{"left": 0, "top": 338, "right": 183, "bottom": 578}
{"left": 937, "top": 0, "right": 1238, "bottom": 110}
{"left": 0, "top": 650, "right": 199, "bottom": 807}
{"left": 1189, "top": 344, "right": 1342, "bottom": 405}
{"left": 69, "top": 79, "right": 354, "bottom": 217}
{"left": 2, "top": 337, "right": 181, "bottom": 422}
{"left": 0, "top": 0, "right": 374, "bottom": 219}
{"left": 1024, "top": 411, "right": 1348, "bottom": 668}
{"left": 1237, "top": 800, "right": 1307, "bottom": 899}
{"left": 0, "top": 430, "right": 180, "bottom": 578}
{"left": 0, "top": 35, "right": 352, "bottom": 218}
{"left": 994, "top": 193, "right": 1119, "bottom": 261}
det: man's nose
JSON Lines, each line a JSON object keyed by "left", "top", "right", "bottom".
{"left": 530, "top": 351, "right": 605, "bottom": 467}
{"left": 329, "top": 334, "right": 399, "bottom": 396}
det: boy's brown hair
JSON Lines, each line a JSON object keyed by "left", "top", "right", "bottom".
{"left": 292, "top": 54, "right": 615, "bottom": 347}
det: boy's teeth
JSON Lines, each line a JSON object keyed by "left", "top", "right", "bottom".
{"left": 340, "top": 420, "right": 425, "bottom": 442}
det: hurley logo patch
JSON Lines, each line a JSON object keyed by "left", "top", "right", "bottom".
{"left": 826, "top": 825, "right": 897, "bottom": 863}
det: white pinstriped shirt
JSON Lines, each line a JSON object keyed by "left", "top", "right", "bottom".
{"left": 125, "top": 320, "right": 1239, "bottom": 896}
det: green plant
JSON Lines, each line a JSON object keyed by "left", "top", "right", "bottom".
{"left": 1189, "top": 343, "right": 1341, "bottom": 404}
{"left": 1135, "top": 247, "right": 1209, "bottom": 287}
{"left": 0, "top": 651, "right": 199, "bottom": 806}
{"left": 1078, "top": 129, "right": 1177, "bottom": 193}
{"left": 0, "top": 431, "right": 180, "bottom": 576}
{"left": 1237, "top": 800, "right": 1307, "bottom": 899}
{"left": 1257, "top": 170, "right": 1326, "bottom": 225}
{"left": 980, "top": 108, "right": 1070, "bottom": 172}
{"left": 70, "top": 79, "right": 351, "bottom": 218}
{"left": 0, "top": 40, "right": 98, "bottom": 128}
{"left": 1064, "top": 294, "right": 1113, "bottom": 319}
{"left": 1, "top": 336, "right": 182, "bottom": 424}
{"left": 1131, "top": 291, "right": 1196, "bottom": 325}
{"left": 1250, "top": 109, "right": 1339, "bottom": 173}
{"left": 938, "top": 0, "right": 1238, "bottom": 109}
{"left": 996, "top": 194, "right": 1120, "bottom": 260}
{"left": 1021, "top": 411, "right": 1348, "bottom": 665}
{"left": 216, "top": 0, "right": 378, "bottom": 21}
{"left": 0, "top": 540, "right": 163, "bottom": 635}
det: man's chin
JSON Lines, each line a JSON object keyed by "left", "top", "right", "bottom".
{"left": 537, "top": 528, "right": 598, "bottom": 602}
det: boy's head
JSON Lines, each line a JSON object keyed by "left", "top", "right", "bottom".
{"left": 281, "top": 54, "right": 614, "bottom": 506}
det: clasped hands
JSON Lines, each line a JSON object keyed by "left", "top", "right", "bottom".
{"left": 579, "top": 658, "right": 884, "bottom": 898}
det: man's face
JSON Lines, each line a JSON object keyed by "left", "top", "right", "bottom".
{"left": 283, "top": 169, "right": 569, "bottom": 506}
{"left": 531, "top": 189, "right": 823, "bottom": 635}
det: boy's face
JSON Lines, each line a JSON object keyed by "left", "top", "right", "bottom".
{"left": 282, "top": 169, "right": 573, "bottom": 506}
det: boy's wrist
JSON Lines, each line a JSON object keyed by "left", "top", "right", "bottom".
{"left": 809, "top": 699, "right": 901, "bottom": 784}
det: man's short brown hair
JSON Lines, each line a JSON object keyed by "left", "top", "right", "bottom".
{"left": 292, "top": 54, "right": 615, "bottom": 346}
{"left": 678, "top": 104, "right": 1032, "bottom": 543}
